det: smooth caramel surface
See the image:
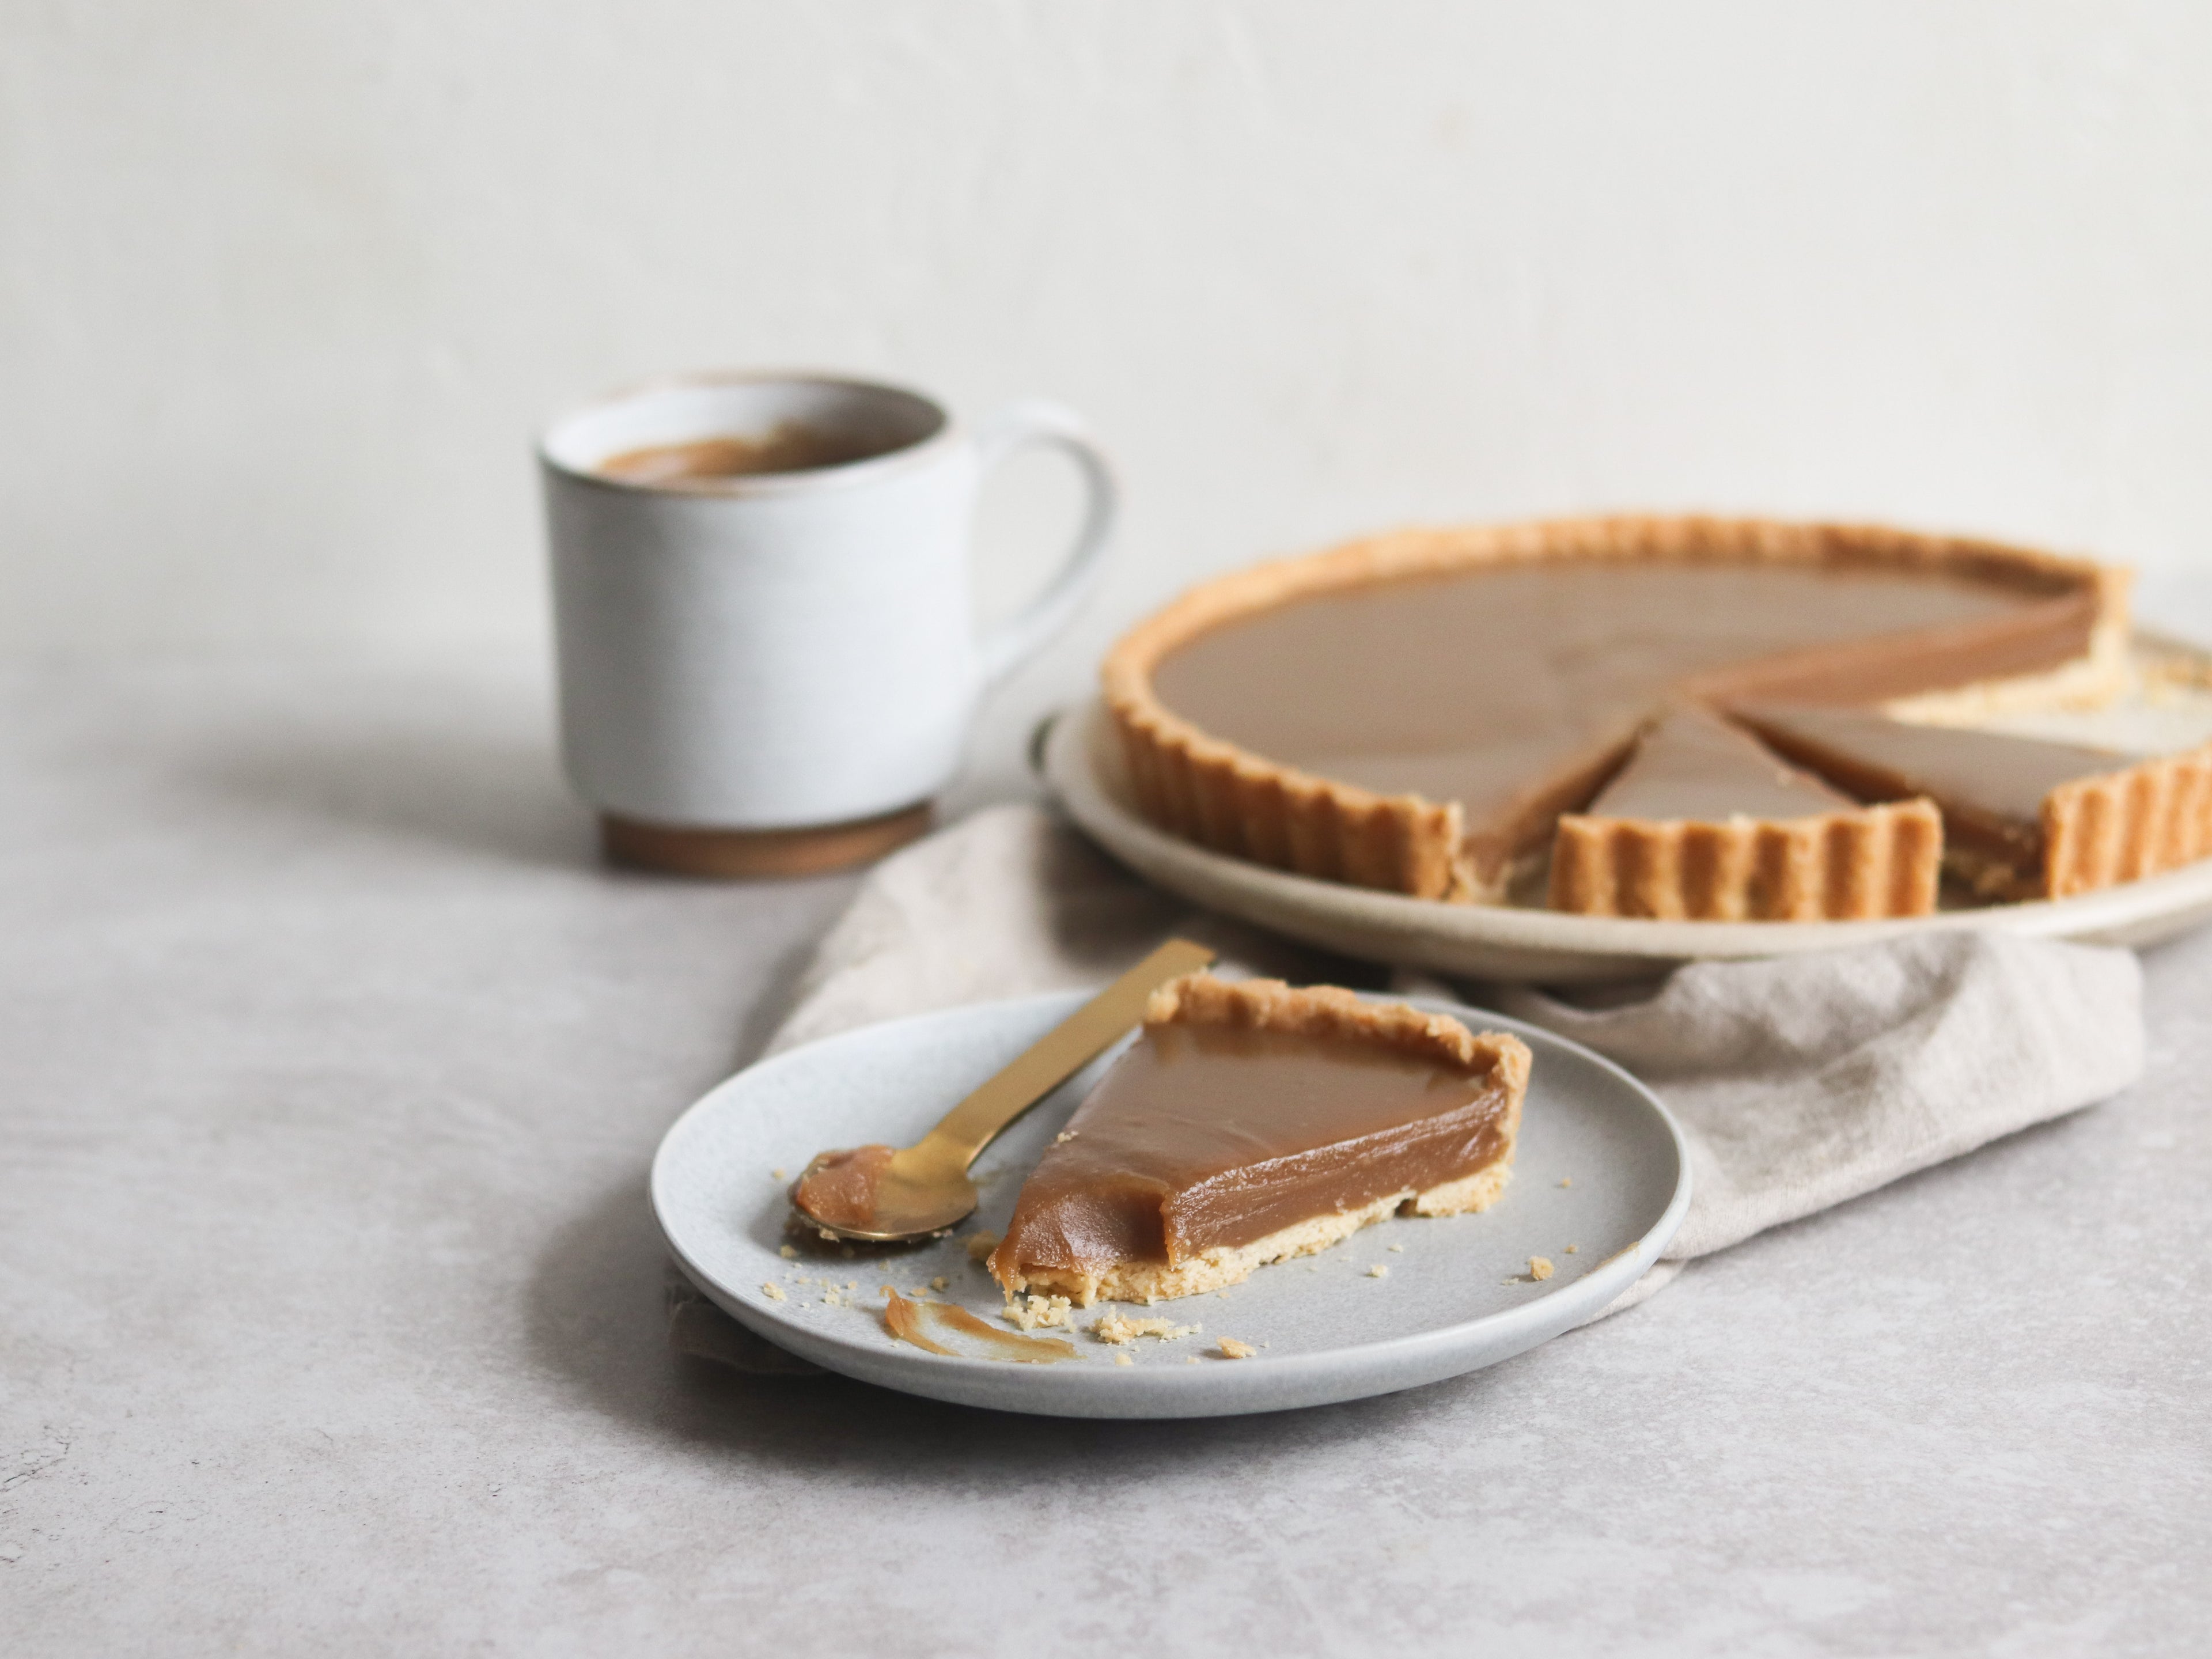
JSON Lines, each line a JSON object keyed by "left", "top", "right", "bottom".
{"left": 1736, "top": 703, "right": 2124, "bottom": 825}
{"left": 1584, "top": 707, "right": 1857, "bottom": 823}
{"left": 997, "top": 1020, "right": 1514, "bottom": 1278}
{"left": 1149, "top": 560, "right": 2097, "bottom": 837}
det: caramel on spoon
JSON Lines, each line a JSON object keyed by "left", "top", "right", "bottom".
{"left": 789, "top": 938, "right": 1217, "bottom": 1244}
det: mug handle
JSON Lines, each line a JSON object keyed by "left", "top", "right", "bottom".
{"left": 972, "top": 400, "right": 1119, "bottom": 685}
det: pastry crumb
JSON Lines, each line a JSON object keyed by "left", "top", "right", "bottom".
{"left": 963, "top": 1231, "right": 999, "bottom": 1263}
{"left": 1185, "top": 1355, "right": 1201, "bottom": 1365}
{"left": 1003, "top": 1294, "right": 1074, "bottom": 1331}
{"left": 930, "top": 1276, "right": 948, "bottom": 1291}
{"left": 1387, "top": 1243, "right": 1404, "bottom": 1253}
{"left": 1217, "top": 1338, "right": 1256, "bottom": 1359}
{"left": 778, "top": 1244, "right": 797, "bottom": 1260}
{"left": 1558, "top": 1177, "right": 1573, "bottom": 1188}
{"left": 1565, "top": 1244, "right": 1578, "bottom": 1255}
{"left": 772, "top": 1167, "right": 787, "bottom": 1181}
{"left": 1529, "top": 1256, "right": 1555, "bottom": 1281}
{"left": 1113, "top": 1353, "right": 1134, "bottom": 1367}
{"left": 1053, "top": 1129, "right": 1079, "bottom": 1144}
{"left": 1092, "top": 1315, "right": 1199, "bottom": 1344}
{"left": 1366, "top": 1264, "right": 1389, "bottom": 1279}
{"left": 817, "top": 1228, "right": 838, "bottom": 1243}
{"left": 761, "top": 1283, "right": 786, "bottom": 1302}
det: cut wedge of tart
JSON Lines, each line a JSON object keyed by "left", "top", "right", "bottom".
{"left": 1104, "top": 516, "right": 2127, "bottom": 904}
{"left": 989, "top": 974, "right": 1530, "bottom": 1306}
{"left": 1732, "top": 702, "right": 2212, "bottom": 901}
{"left": 1548, "top": 707, "right": 1942, "bottom": 919}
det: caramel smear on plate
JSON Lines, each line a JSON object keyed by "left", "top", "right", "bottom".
{"left": 881, "top": 1289, "right": 1077, "bottom": 1364}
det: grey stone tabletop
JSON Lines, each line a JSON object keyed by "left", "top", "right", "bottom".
{"left": 5, "top": 656, "right": 2208, "bottom": 1657}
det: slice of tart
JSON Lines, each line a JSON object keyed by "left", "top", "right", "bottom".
{"left": 989, "top": 974, "right": 1531, "bottom": 1306}
{"left": 1548, "top": 706, "right": 1942, "bottom": 919}
{"left": 1105, "top": 515, "right": 2127, "bottom": 903}
{"left": 1732, "top": 702, "right": 2212, "bottom": 901}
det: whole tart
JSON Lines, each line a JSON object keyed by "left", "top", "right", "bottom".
{"left": 1548, "top": 707, "right": 1943, "bottom": 920}
{"left": 1103, "top": 516, "right": 2127, "bottom": 904}
{"left": 989, "top": 974, "right": 1530, "bottom": 1306}
{"left": 1734, "top": 702, "right": 2212, "bottom": 902}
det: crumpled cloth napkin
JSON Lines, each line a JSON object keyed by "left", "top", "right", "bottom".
{"left": 676, "top": 804, "right": 2144, "bottom": 1368}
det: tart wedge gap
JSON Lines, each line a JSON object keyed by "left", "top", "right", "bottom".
{"left": 988, "top": 975, "right": 1531, "bottom": 1307}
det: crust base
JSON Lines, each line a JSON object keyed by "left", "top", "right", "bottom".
{"left": 1548, "top": 798, "right": 1943, "bottom": 920}
{"left": 1002, "top": 1157, "right": 1516, "bottom": 1308}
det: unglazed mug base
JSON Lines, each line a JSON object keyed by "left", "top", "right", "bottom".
{"left": 599, "top": 802, "right": 935, "bottom": 880}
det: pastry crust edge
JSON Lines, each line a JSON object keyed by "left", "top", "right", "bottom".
{"left": 2040, "top": 741, "right": 2212, "bottom": 899}
{"left": 1140, "top": 972, "right": 1529, "bottom": 1077}
{"left": 1547, "top": 797, "right": 1944, "bottom": 920}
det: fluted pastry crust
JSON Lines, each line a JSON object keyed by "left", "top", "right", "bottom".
{"left": 1548, "top": 798, "right": 1944, "bottom": 920}
{"left": 2028, "top": 743, "right": 2212, "bottom": 900}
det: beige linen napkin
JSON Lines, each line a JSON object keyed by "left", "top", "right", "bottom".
{"left": 676, "top": 804, "right": 2144, "bottom": 1368}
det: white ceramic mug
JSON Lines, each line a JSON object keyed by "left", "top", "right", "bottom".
{"left": 540, "top": 372, "right": 1116, "bottom": 872}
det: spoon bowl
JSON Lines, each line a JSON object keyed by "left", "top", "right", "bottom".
{"left": 786, "top": 938, "right": 1217, "bottom": 1244}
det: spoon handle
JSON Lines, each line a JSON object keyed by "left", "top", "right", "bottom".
{"left": 921, "top": 938, "right": 1217, "bottom": 1169}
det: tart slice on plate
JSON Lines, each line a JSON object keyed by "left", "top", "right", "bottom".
{"left": 1733, "top": 702, "right": 2212, "bottom": 901}
{"left": 990, "top": 975, "right": 1531, "bottom": 1306}
{"left": 1547, "top": 706, "right": 1942, "bottom": 920}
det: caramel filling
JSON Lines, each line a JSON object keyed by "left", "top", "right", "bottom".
{"left": 1733, "top": 702, "right": 2127, "bottom": 869}
{"left": 789, "top": 1143, "right": 896, "bottom": 1234}
{"left": 995, "top": 1021, "right": 1515, "bottom": 1279}
{"left": 1149, "top": 559, "right": 2097, "bottom": 871}
{"left": 1581, "top": 707, "right": 1858, "bottom": 823}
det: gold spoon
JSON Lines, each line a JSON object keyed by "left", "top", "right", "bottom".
{"left": 788, "top": 937, "right": 1217, "bottom": 1244}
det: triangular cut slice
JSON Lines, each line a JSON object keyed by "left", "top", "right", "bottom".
{"left": 1548, "top": 707, "right": 1942, "bottom": 920}
{"left": 1732, "top": 702, "right": 2212, "bottom": 900}
{"left": 990, "top": 975, "right": 1529, "bottom": 1306}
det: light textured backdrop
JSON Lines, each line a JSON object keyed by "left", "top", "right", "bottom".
{"left": 6, "top": 2, "right": 2211, "bottom": 780}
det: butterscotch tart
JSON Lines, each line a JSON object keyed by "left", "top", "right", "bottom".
{"left": 1548, "top": 706, "right": 1943, "bottom": 919}
{"left": 1733, "top": 702, "right": 2212, "bottom": 902}
{"left": 988, "top": 974, "right": 1530, "bottom": 1306}
{"left": 1104, "top": 515, "right": 2131, "bottom": 910}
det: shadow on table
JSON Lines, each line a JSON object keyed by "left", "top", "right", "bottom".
{"left": 525, "top": 1175, "right": 1500, "bottom": 1475}
{"left": 190, "top": 715, "right": 598, "bottom": 873}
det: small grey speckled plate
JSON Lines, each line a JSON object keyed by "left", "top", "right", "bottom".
{"left": 652, "top": 991, "right": 1691, "bottom": 1418}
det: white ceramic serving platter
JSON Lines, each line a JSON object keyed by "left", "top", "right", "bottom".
{"left": 1041, "top": 650, "right": 2212, "bottom": 984}
{"left": 653, "top": 991, "right": 1690, "bottom": 1419}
